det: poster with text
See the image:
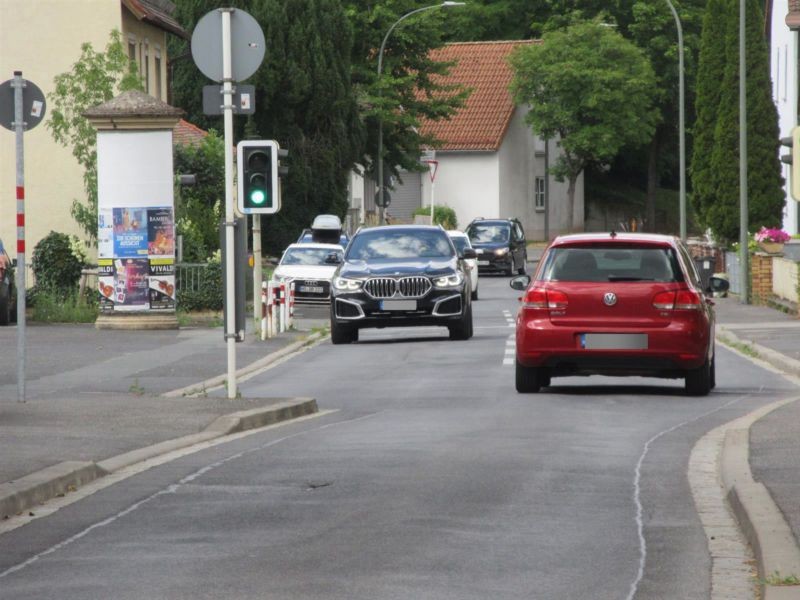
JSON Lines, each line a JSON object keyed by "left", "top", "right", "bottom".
{"left": 98, "top": 209, "right": 114, "bottom": 259}
{"left": 149, "top": 259, "right": 176, "bottom": 310}
{"left": 113, "top": 208, "right": 148, "bottom": 258}
{"left": 147, "top": 208, "right": 175, "bottom": 257}
{"left": 113, "top": 258, "right": 150, "bottom": 311}
{"left": 97, "top": 259, "right": 115, "bottom": 313}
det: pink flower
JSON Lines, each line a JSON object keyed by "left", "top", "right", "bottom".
{"left": 754, "top": 227, "right": 791, "bottom": 243}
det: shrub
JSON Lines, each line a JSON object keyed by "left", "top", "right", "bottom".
{"left": 412, "top": 205, "right": 458, "bottom": 230}
{"left": 31, "top": 231, "right": 85, "bottom": 299}
{"left": 31, "top": 289, "right": 97, "bottom": 323}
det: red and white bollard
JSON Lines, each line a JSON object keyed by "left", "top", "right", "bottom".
{"left": 261, "top": 281, "right": 268, "bottom": 340}
{"left": 279, "top": 282, "right": 287, "bottom": 333}
{"left": 288, "top": 282, "right": 295, "bottom": 329}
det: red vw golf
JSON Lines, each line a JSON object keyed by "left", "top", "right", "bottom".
{"left": 510, "top": 233, "right": 729, "bottom": 396}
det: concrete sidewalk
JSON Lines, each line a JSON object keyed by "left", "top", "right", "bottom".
{"left": 714, "top": 297, "right": 800, "bottom": 598}
{"left": 0, "top": 320, "right": 325, "bottom": 519}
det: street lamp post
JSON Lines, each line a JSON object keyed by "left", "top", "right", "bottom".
{"left": 376, "top": 1, "right": 465, "bottom": 224}
{"left": 739, "top": 0, "right": 749, "bottom": 304}
{"left": 664, "top": 0, "right": 686, "bottom": 240}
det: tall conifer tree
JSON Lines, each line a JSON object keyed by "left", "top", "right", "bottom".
{"left": 706, "top": 0, "right": 783, "bottom": 243}
{"left": 690, "top": 0, "right": 728, "bottom": 227}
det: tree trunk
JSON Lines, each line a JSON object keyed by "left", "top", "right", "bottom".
{"left": 566, "top": 176, "right": 576, "bottom": 233}
{"left": 646, "top": 135, "right": 658, "bottom": 232}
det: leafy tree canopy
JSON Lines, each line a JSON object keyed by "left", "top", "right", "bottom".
{"left": 509, "top": 20, "right": 658, "bottom": 229}
{"left": 47, "top": 30, "right": 142, "bottom": 241}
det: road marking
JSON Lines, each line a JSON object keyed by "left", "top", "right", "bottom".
{"left": 0, "top": 410, "right": 382, "bottom": 576}
{"left": 625, "top": 395, "right": 747, "bottom": 600}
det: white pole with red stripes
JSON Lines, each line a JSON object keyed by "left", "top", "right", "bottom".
{"left": 260, "top": 281, "right": 268, "bottom": 341}
{"left": 12, "top": 71, "right": 26, "bottom": 403}
{"left": 288, "top": 281, "right": 295, "bottom": 329}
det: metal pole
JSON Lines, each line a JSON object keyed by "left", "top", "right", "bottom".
{"left": 253, "top": 213, "right": 262, "bottom": 326}
{"left": 739, "top": 0, "right": 749, "bottom": 304}
{"left": 430, "top": 175, "right": 435, "bottom": 223}
{"left": 222, "top": 9, "right": 238, "bottom": 397}
{"left": 12, "top": 72, "right": 26, "bottom": 403}
{"left": 376, "top": 3, "right": 464, "bottom": 225}
{"left": 665, "top": 0, "right": 686, "bottom": 240}
{"left": 544, "top": 137, "right": 550, "bottom": 241}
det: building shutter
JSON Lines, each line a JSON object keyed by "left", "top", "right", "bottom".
{"left": 390, "top": 171, "right": 422, "bottom": 222}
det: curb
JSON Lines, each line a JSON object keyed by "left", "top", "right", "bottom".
{"left": 163, "top": 331, "right": 326, "bottom": 398}
{"left": 0, "top": 397, "right": 318, "bottom": 521}
{"left": 717, "top": 326, "right": 800, "bottom": 378}
{"left": 717, "top": 387, "right": 800, "bottom": 600}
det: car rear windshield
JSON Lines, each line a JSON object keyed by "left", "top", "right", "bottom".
{"left": 466, "top": 224, "right": 510, "bottom": 244}
{"left": 540, "top": 246, "right": 683, "bottom": 283}
{"left": 281, "top": 247, "right": 343, "bottom": 265}
{"left": 346, "top": 229, "right": 455, "bottom": 260}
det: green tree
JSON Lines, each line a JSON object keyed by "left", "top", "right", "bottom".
{"left": 690, "top": 0, "right": 728, "bottom": 228}
{"left": 171, "top": 0, "right": 365, "bottom": 253}
{"left": 173, "top": 131, "right": 225, "bottom": 261}
{"left": 47, "top": 30, "right": 142, "bottom": 241}
{"left": 509, "top": 21, "right": 658, "bottom": 231}
{"left": 706, "top": 0, "right": 784, "bottom": 244}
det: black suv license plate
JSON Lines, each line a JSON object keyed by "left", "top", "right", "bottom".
{"left": 381, "top": 300, "right": 417, "bottom": 311}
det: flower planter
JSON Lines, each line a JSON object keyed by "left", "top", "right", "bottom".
{"left": 757, "top": 241, "right": 785, "bottom": 254}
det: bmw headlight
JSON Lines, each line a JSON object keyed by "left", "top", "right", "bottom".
{"left": 433, "top": 272, "right": 464, "bottom": 288}
{"left": 333, "top": 277, "right": 363, "bottom": 291}
{"left": 495, "top": 247, "right": 509, "bottom": 256}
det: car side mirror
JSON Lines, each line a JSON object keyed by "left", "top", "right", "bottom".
{"left": 325, "top": 253, "right": 343, "bottom": 265}
{"left": 463, "top": 248, "right": 477, "bottom": 260}
{"left": 707, "top": 276, "right": 729, "bottom": 294}
{"left": 509, "top": 275, "right": 530, "bottom": 291}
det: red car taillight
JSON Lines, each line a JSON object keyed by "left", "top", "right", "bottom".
{"left": 523, "top": 287, "right": 568, "bottom": 310}
{"left": 652, "top": 289, "right": 702, "bottom": 311}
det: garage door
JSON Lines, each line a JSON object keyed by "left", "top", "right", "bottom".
{"left": 389, "top": 171, "right": 422, "bottom": 223}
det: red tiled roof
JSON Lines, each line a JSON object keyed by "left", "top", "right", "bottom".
{"left": 122, "top": 0, "right": 188, "bottom": 39}
{"left": 173, "top": 119, "right": 208, "bottom": 147}
{"left": 419, "top": 40, "right": 535, "bottom": 152}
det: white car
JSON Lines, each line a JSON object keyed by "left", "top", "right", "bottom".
{"left": 447, "top": 230, "right": 479, "bottom": 300}
{"left": 271, "top": 243, "right": 344, "bottom": 305}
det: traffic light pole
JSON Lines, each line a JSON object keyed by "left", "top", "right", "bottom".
{"left": 222, "top": 9, "right": 238, "bottom": 398}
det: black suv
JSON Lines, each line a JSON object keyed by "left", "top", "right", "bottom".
{"left": 465, "top": 218, "right": 527, "bottom": 275}
{"left": 329, "top": 225, "right": 475, "bottom": 344}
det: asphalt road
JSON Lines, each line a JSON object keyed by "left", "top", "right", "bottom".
{"left": 0, "top": 276, "right": 794, "bottom": 599}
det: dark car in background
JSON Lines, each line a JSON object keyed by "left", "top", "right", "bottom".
{"left": 510, "top": 233, "right": 729, "bottom": 396}
{"left": 329, "top": 225, "right": 474, "bottom": 344}
{"left": 0, "top": 238, "right": 16, "bottom": 326}
{"left": 465, "top": 218, "right": 527, "bottom": 275}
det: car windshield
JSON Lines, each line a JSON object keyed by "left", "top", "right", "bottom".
{"left": 281, "top": 247, "right": 342, "bottom": 266}
{"left": 467, "top": 224, "right": 510, "bottom": 244}
{"left": 541, "top": 246, "right": 682, "bottom": 282}
{"left": 449, "top": 236, "right": 470, "bottom": 254}
{"left": 346, "top": 229, "right": 455, "bottom": 260}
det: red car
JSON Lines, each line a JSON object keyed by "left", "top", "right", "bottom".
{"left": 510, "top": 233, "right": 729, "bottom": 396}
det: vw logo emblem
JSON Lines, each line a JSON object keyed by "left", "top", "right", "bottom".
{"left": 603, "top": 292, "right": 617, "bottom": 306}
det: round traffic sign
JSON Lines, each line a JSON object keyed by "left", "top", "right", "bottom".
{"left": 0, "top": 78, "right": 46, "bottom": 132}
{"left": 191, "top": 9, "right": 266, "bottom": 83}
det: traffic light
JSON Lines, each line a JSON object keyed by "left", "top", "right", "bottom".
{"left": 237, "top": 140, "right": 279, "bottom": 214}
{"left": 780, "top": 126, "right": 800, "bottom": 201}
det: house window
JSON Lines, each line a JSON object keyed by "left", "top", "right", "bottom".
{"left": 128, "top": 37, "right": 137, "bottom": 71}
{"left": 534, "top": 136, "right": 546, "bottom": 154}
{"left": 143, "top": 40, "right": 150, "bottom": 93}
{"left": 535, "top": 176, "right": 545, "bottom": 211}
{"left": 155, "top": 48, "right": 162, "bottom": 100}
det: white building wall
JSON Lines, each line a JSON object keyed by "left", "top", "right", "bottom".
{"left": 772, "top": 0, "right": 799, "bottom": 234}
{"left": 497, "top": 107, "right": 535, "bottom": 232}
{"left": 420, "top": 152, "right": 500, "bottom": 230}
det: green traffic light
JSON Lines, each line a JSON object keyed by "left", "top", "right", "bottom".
{"left": 250, "top": 189, "right": 267, "bottom": 205}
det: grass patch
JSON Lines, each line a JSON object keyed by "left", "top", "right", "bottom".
{"left": 31, "top": 293, "right": 97, "bottom": 323}
{"left": 718, "top": 334, "right": 760, "bottom": 358}
{"left": 761, "top": 571, "right": 800, "bottom": 586}
{"left": 177, "top": 310, "right": 225, "bottom": 328}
